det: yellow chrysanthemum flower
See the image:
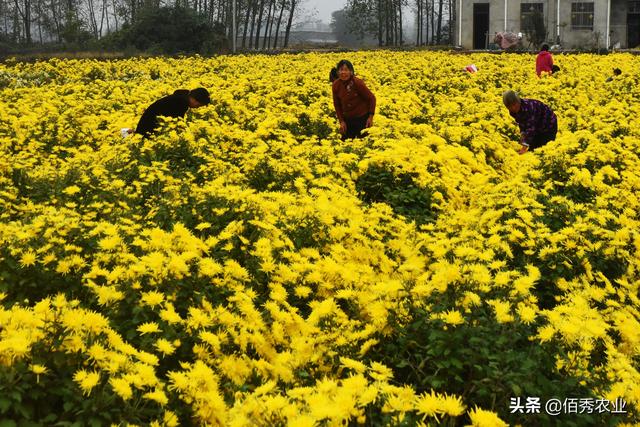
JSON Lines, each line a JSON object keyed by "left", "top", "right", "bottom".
{"left": 73, "top": 370, "right": 100, "bottom": 396}
{"left": 137, "top": 322, "right": 161, "bottom": 335}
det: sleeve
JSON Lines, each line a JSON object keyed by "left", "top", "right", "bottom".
{"left": 332, "top": 82, "right": 345, "bottom": 123}
{"left": 519, "top": 105, "right": 537, "bottom": 146}
{"left": 354, "top": 79, "right": 376, "bottom": 115}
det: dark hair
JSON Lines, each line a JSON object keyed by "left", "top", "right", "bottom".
{"left": 189, "top": 87, "right": 210, "bottom": 105}
{"left": 551, "top": 65, "right": 560, "bottom": 73}
{"left": 613, "top": 68, "right": 622, "bottom": 75}
{"left": 329, "top": 67, "right": 338, "bottom": 83}
{"left": 540, "top": 43, "right": 550, "bottom": 51}
{"left": 336, "top": 60, "right": 355, "bottom": 75}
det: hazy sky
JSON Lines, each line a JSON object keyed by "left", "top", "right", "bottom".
{"left": 311, "top": 0, "right": 347, "bottom": 24}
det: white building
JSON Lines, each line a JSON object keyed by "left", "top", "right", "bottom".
{"left": 455, "top": 0, "right": 640, "bottom": 49}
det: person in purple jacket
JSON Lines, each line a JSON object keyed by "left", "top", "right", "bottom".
{"left": 503, "top": 90, "right": 557, "bottom": 154}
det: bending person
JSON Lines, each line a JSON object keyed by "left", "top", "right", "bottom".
{"left": 134, "top": 88, "right": 210, "bottom": 137}
{"left": 503, "top": 90, "right": 557, "bottom": 154}
{"left": 536, "top": 44, "right": 556, "bottom": 77}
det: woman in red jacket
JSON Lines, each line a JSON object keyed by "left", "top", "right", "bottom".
{"left": 332, "top": 60, "right": 376, "bottom": 140}
{"left": 536, "top": 44, "right": 555, "bottom": 77}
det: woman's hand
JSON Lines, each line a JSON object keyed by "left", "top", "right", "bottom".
{"left": 518, "top": 145, "right": 529, "bottom": 155}
{"left": 339, "top": 121, "right": 347, "bottom": 134}
{"left": 366, "top": 116, "right": 373, "bottom": 128}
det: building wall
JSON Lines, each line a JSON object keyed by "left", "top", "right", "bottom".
{"left": 559, "top": 0, "right": 600, "bottom": 48}
{"left": 610, "top": 0, "right": 628, "bottom": 48}
{"left": 458, "top": 0, "right": 630, "bottom": 49}
{"left": 457, "top": 0, "right": 476, "bottom": 47}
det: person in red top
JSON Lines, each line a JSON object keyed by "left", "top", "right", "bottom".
{"left": 536, "top": 44, "right": 555, "bottom": 77}
{"left": 332, "top": 59, "right": 376, "bottom": 140}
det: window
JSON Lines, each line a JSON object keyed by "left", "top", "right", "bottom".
{"left": 630, "top": 1, "right": 640, "bottom": 13}
{"left": 571, "top": 2, "right": 594, "bottom": 30}
{"left": 521, "top": 3, "right": 544, "bottom": 32}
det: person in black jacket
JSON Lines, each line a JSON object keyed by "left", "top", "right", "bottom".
{"left": 133, "top": 87, "right": 210, "bottom": 137}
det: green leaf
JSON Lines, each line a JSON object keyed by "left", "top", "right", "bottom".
{"left": 41, "top": 414, "right": 58, "bottom": 423}
{"left": 15, "top": 402, "right": 33, "bottom": 420}
{"left": 0, "top": 399, "right": 10, "bottom": 414}
{"left": 512, "top": 384, "right": 522, "bottom": 396}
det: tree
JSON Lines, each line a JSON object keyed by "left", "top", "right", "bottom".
{"left": 104, "top": 6, "right": 227, "bottom": 53}
{"left": 343, "top": 0, "right": 392, "bottom": 47}
{"left": 330, "top": 7, "right": 374, "bottom": 47}
{"left": 60, "top": 13, "right": 92, "bottom": 45}
{"left": 271, "top": 0, "right": 285, "bottom": 48}
{"left": 282, "top": 0, "right": 296, "bottom": 47}
{"left": 435, "top": 0, "right": 442, "bottom": 43}
{"left": 12, "top": 0, "right": 32, "bottom": 44}
{"left": 0, "top": 0, "right": 453, "bottom": 52}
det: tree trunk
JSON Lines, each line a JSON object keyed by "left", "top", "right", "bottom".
{"left": 448, "top": 0, "right": 453, "bottom": 44}
{"left": 87, "top": 0, "right": 98, "bottom": 38}
{"left": 283, "top": 0, "right": 296, "bottom": 48}
{"left": 416, "top": 0, "right": 420, "bottom": 45}
{"left": 393, "top": 0, "right": 398, "bottom": 45}
{"left": 390, "top": 0, "right": 395, "bottom": 45}
{"left": 216, "top": 0, "right": 223, "bottom": 22}
{"left": 25, "top": 0, "right": 30, "bottom": 44}
{"left": 398, "top": 0, "right": 402, "bottom": 45}
{"left": 430, "top": 0, "right": 434, "bottom": 44}
{"left": 436, "top": 0, "right": 442, "bottom": 43}
{"left": 38, "top": 0, "right": 43, "bottom": 43}
{"left": 1, "top": 0, "right": 6, "bottom": 38}
{"left": 377, "top": 0, "right": 382, "bottom": 46}
{"left": 104, "top": 0, "right": 110, "bottom": 34}
{"left": 261, "top": 0, "right": 273, "bottom": 49}
{"left": 424, "top": 0, "right": 428, "bottom": 44}
{"left": 253, "top": 0, "right": 264, "bottom": 49}
{"left": 12, "top": 8, "right": 19, "bottom": 42}
{"left": 241, "top": 0, "right": 252, "bottom": 48}
{"left": 384, "top": 0, "right": 390, "bottom": 45}
{"left": 13, "top": 0, "right": 32, "bottom": 44}
{"left": 110, "top": 0, "right": 118, "bottom": 31}
{"left": 248, "top": 0, "right": 258, "bottom": 48}
{"left": 272, "top": 0, "right": 284, "bottom": 48}
{"left": 1, "top": 0, "right": 7, "bottom": 38}
{"left": 99, "top": 0, "right": 107, "bottom": 36}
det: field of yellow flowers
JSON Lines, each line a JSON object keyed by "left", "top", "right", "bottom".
{"left": 1, "top": 51, "right": 639, "bottom": 426}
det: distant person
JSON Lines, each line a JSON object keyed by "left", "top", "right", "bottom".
{"left": 606, "top": 68, "right": 622, "bottom": 82}
{"left": 464, "top": 64, "right": 478, "bottom": 73}
{"left": 132, "top": 88, "right": 210, "bottom": 137}
{"left": 332, "top": 59, "right": 376, "bottom": 140}
{"left": 536, "top": 44, "right": 557, "bottom": 76}
{"left": 503, "top": 90, "right": 557, "bottom": 154}
{"left": 329, "top": 67, "right": 338, "bottom": 83}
